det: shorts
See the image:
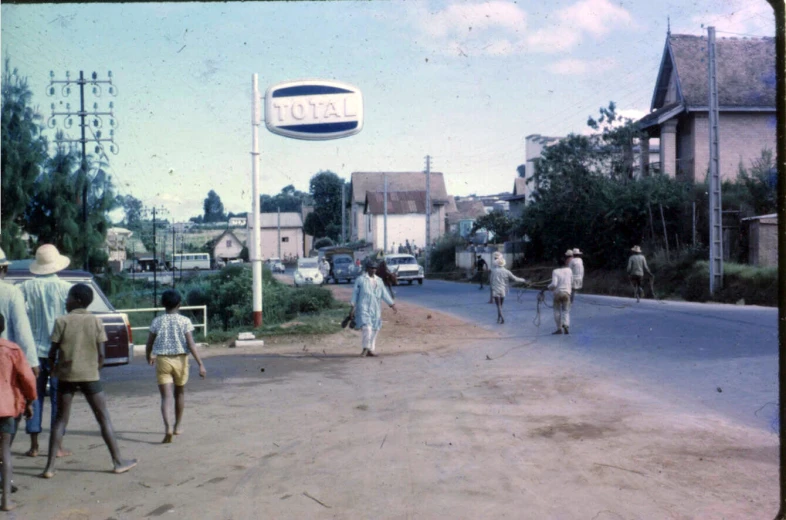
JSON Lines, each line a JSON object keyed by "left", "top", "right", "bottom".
{"left": 156, "top": 355, "right": 189, "bottom": 386}
{"left": 58, "top": 380, "right": 104, "bottom": 396}
{"left": 0, "top": 416, "right": 20, "bottom": 435}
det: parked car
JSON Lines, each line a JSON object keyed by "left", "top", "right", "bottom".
{"left": 384, "top": 254, "right": 424, "bottom": 285}
{"left": 266, "top": 257, "right": 286, "bottom": 273}
{"left": 5, "top": 265, "right": 133, "bottom": 366}
{"left": 330, "top": 254, "right": 359, "bottom": 284}
{"left": 293, "top": 257, "right": 323, "bottom": 287}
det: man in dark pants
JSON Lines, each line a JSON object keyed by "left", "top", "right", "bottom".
{"left": 476, "top": 255, "right": 488, "bottom": 290}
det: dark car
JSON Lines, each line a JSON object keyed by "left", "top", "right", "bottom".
{"left": 5, "top": 265, "right": 133, "bottom": 367}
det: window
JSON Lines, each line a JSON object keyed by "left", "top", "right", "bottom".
{"left": 282, "top": 237, "right": 289, "bottom": 242}
{"left": 226, "top": 240, "right": 232, "bottom": 247}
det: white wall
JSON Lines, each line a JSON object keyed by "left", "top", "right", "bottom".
{"left": 371, "top": 214, "right": 427, "bottom": 252}
{"left": 255, "top": 228, "right": 304, "bottom": 260}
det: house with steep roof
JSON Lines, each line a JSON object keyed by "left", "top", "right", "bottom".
{"left": 446, "top": 198, "right": 488, "bottom": 238}
{"left": 637, "top": 33, "right": 776, "bottom": 181}
{"left": 350, "top": 171, "right": 450, "bottom": 246}
{"left": 247, "top": 212, "right": 305, "bottom": 260}
{"left": 507, "top": 178, "right": 528, "bottom": 217}
{"left": 210, "top": 230, "right": 244, "bottom": 264}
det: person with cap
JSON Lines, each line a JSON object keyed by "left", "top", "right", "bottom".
{"left": 627, "top": 245, "right": 652, "bottom": 302}
{"left": 0, "top": 247, "right": 38, "bottom": 375}
{"left": 548, "top": 251, "right": 574, "bottom": 334}
{"left": 18, "top": 244, "right": 73, "bottom": 458}
{"left": 569, "top": 248, "right": 584, "bottom": 303}
{"left": 475, "top": 254, "right": 488, "bottom": 290}
{"left": 349, "top": 258, "right": 397, "bottom": 357}
{"left": 489, "top": 255, "right": 527, "bottom": 324}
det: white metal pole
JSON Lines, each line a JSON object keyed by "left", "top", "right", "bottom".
{"left": 251, "top": 74, "right": 263, "bottom": 327}
{"left": 384, "top": 173, "right": 388, "bottom": 253}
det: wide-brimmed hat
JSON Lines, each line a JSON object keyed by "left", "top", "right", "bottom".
{"left": 0, "top": 246, "right": 9, "bottom": 267}
{"left": 564, "top": 249, "right": 574, "bottom": 257}
{"left": 29, "top": 244, "right": 70, "bottom": 275}
{"left": 572, "top": 248, "right": 583, "bottom": 256}
{"left": 492, "top": 251, "right": 503, "bottom": 258}
{"left": 631, "top": 245, "right": 642, "bottom": 253}
{"left": 493, "top": 256, "right": 506, "bottom": 267}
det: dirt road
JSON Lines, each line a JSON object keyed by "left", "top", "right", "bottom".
{"left": 5, "top": 289, "right": 777, "bottom": 519}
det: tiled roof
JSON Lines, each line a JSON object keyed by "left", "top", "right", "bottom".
{"left": 447, "top": 199, "right": 486, "bottom": 225}
{"left": 351, "top": 171, "right": 449, "bottom": 204}
{"left": 364, "top": 190, "right": 427, "bottom": 215}
{"left": 655, "top": 34, "right": 775, "bottom": 109}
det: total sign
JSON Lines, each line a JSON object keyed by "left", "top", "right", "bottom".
{"left": 264, "top": 80, "right": 363, "bottom": 141}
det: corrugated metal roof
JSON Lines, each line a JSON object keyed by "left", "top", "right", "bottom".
{"left": 351, "top": 172, "right": 449, "bottom": 204}
{"left": 447, "top": 199, "right": 487, "bottom": 225}
{"left": 364, "top": 190, "right": 428, "bottom": 215}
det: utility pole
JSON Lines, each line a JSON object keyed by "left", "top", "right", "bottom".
{"left": 384, "top": 173, "right": 388, "bottom": 253}
{"left": 341, "top": 181, "right": 346, "bottom": 245}
{"left": 171, "top": 224, "right": 177, "bottom": 289}
{"left": 46, "top": 70, "right": 118, "bottom": 271}
{"left": 707, "top": 27, "right": 723, "bottom": 294}
{"left": 277, "top": 206, "right": 281, "bottom": 258}
{"left": 424, "top": 155, "right": 432, "bottom": 275}
{"left": 152, "top": 207, "right": 159, "bottom": 309}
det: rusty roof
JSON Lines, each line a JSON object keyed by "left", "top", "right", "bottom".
{"left": 351, "top": 172, "right": 449, "bottom": 204}
{"left": 364, "top": 190, "right": 428, "bottom": 215}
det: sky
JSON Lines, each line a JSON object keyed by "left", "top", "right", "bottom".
{"left": 1, "top": 0, "right": 776, "bottom": 223}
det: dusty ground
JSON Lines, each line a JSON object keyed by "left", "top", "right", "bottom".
{"left": 4, "top": 288, "right": 777, "bottom": 519}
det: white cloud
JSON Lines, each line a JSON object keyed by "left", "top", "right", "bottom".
{"left": 424, "top": 1, "right": 527, "bottom": 39}
{"left": 687, "top": 0, "right": 774, "bottom": 36}
{"left": 546, "top": 57, "right": 617, "bottom": 75}
{"left": 528, "top": 0, "right": 636, "bottom": 53}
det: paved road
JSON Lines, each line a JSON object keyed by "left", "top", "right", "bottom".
{"left": 388, "top": 278, "right": 779, "bottom": 432}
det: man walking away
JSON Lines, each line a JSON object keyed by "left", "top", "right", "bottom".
{"left": 349, "top": 259, "right": 397, "bottom": 357}
{"left": 627, "top": 246, "right": 652, "bottom": 302}
{"left": 0, "top": 247, "right": 38, "bottom": 376}
{"left": 569, "top": 248, "right": 584, "bottom": 303}
{"left": 548, "top": 251, "right": 574, "bottom": 335}
{"left": 19, "top": 244, "right": 73, "bottom": 459}
{"left": 476, "top": 255, "right": 488, "bottom": 290}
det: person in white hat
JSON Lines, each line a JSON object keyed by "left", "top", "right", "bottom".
{"left": 569, "top": 248, "right": 584, "bottom": 303}
{"left": 18, "top": 244, "right": 73, "bottom": 458}
{"left": 0, "top": 247, "right": 38, "bottom": 372}
{"left": 626, "top": 245, "right": 652, "bottom": 302}
{"left": 547, "top": 251, "right": 574, "bottom": 334}
{"left": 489, "top": 255, "right": 527, "bottom": 324}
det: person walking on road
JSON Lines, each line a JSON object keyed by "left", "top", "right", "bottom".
{"left": 19, "top": 244, "right": 73, "bottom": 459}
{"left": 490, "top": 256, "right": 527, "bottom": 325}
{"left": 627, "top": 245, "right": 652, "bottom": 302}
{"left": 349, "top": 259, "right": 397, "bottom": 357}
{"left": 569, "top": 248, "right": 584, "bottom": 303}
{"left": 476, "top": 255, "right": 488, "bottom": 290}
{"left": 548, "top": 251, "right": 574, "bottom": 335}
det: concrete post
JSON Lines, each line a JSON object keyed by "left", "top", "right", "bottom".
{"left": 660, "top": 120, "right": 678, "bottom": 177}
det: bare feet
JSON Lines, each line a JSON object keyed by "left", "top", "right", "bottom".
{"left": 162, "top": 433, "right": 173, "bottom": 444}
{"left": 40, "top": 470, "right": 55, "bottom": 479}
{"left": 56, "top": 448, "right": 72, "bottom": 458}
{"left": 173, "top": 427, "right": 184, "bottom": 436}
{"left": 24, "top": 448, "right": 38, "bottom": 457}
{"left": 113, "top": 459, "right": 138, "bottom": 474}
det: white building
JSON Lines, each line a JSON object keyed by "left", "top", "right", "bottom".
{"left": 228, "top": 216, "right": 247, "bottom": 227}
{"left": 363, "top": 191, "right": 429, "bottom": 252}
{"left": 248, "top": 212, "right": 304, "bottom": 260}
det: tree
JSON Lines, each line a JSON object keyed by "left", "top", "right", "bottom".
{"left": 303, "top": 171, "right": 343, "bottom": 240}
{"left": 1, "top": 59, "right": 48, "bottom": 258}
{"left": 203, "top": 189, "right": 226, "bottom": 223}
{"left": 472, "top": 211, "right": 514, "bottom": 244}
{"left": 260, "top": 184, "right": 312, "bottom": 213}
{"left": 117, "top": 194, "right": 144, "bottom": 227}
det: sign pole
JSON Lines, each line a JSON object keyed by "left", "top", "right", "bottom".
{"left": 251, "top": 74, "right": 263, "bottom": 327}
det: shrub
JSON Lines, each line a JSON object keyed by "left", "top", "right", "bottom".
{"left": 428, "top": 233, "right": 465, "bottom": 276}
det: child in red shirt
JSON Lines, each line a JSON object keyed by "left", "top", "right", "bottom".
{"left": 0, "top": 313, "right": 37, "bottom": 511}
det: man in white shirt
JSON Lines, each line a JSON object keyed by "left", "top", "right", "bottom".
{"left": 548, "top": 251, "right": 574, "bottom": 335}
{"left": 569, "top": 248, "right": 584, "bottom": 303}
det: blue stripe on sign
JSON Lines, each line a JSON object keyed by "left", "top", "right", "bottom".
{"left": 272, "top": 85, "right": 354, "bottom": 97}
{"left": 279, "top": 121, "right": 358, "bottom": 134}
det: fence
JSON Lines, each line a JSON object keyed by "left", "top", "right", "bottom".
{"left": 117, "top": 305, "right": 208, "bottom": 339}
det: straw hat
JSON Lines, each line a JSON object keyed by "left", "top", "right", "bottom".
{"left": 0, "top": 246, "right": 9, "bottom": 267}
{"left": 564, "top": 249, "right": 574, "bottom": 257}
{"left": 493, "top": 256, "right": 506, "bottom": 267}
{"left": 492, "top": 251, "right": 503, "bottom": 259}
{"left": 631, "top": 245, "right": 642, "bottom": 253}
{"left": 572, "top": 248, "right": 583, "bottom": 256}
{"left": 29, "top": 244, "right": 70, "bottom": 275}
